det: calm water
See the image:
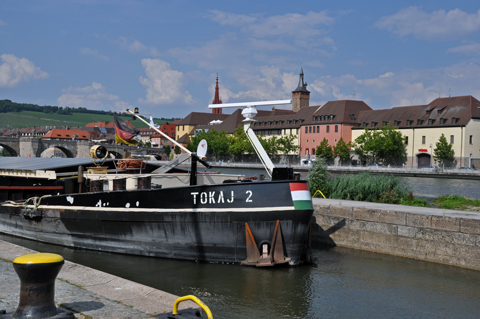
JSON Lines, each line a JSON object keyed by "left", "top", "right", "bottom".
{"left": 1, "top": 233, "right": 479, "bottom": 319}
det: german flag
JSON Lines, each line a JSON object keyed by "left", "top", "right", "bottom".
{"left": 114, "top": 115, "right": 140, "bottom": 146}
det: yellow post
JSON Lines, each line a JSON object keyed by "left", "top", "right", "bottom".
{"left": 172, "top": 295, "right": 213, "bottom": 319}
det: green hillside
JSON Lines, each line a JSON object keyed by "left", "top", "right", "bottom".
{"left": 0, "top": 111, "right": 172, "bottom": 129}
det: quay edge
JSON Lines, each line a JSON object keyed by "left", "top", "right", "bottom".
{"left": 0, "top": 240, "right": 197, "bottom": 318}
{"left": 311, "top": 198, "right": 480, "bottom": 271}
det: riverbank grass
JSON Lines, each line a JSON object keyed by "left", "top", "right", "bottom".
{"left": 433, "top": 195, "right": 480, "bottom": 211}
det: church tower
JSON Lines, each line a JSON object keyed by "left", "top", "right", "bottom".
{"left": 292, "top": 68, "right": 310, "bottom": 112}
{"left": 212, "top": 73, "right": 223, "bottom": 114}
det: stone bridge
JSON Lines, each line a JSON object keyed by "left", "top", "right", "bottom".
{"left": 0, "top": 137, "right": 164, "bottom": 159}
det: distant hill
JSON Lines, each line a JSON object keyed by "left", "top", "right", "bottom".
{"left": 0, "top": 100, "right": 179, "bottom": 129}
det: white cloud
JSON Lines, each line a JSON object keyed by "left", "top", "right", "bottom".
{"left": 0, "top": 54, "right": 48, "bottom": 87}
{"left": 447, "top": 43, "right": 480, "bottom": 56}
{"left": 0, "top": 19, "right": 6, "bottom": 26}
{"left": 207, "top": 10, "right": 334, "bottom": 39}
{"left": 138, "top": 58, "right": 194, "bottom": 105}
{"left": 79, "top": 47, "right": 109, "bottom": 61}
{"left": 109, "top": 36, "right": 160, "bottom": 57}
{"left": 57, "top": 82, "right": 131, "bottom": 111}
{"left": 375, "top": 7, "right": 480, "bottom": 40}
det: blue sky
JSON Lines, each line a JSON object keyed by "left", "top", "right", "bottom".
{"left": 1, "top": 1, "right": 480, "bottom": 118}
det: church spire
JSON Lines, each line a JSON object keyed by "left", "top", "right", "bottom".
{"left": 292, "top": 67, "right": 310, "bottom": 112}
{"left": 212, "top": 73, "right": 222, "bottom": 114}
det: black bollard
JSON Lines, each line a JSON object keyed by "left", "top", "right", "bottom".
{"left": 2, "top": 253, "right": 75, "bottom": 319}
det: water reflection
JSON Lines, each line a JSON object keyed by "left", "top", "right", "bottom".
{"left": 1, "top": 234, "right": 479, "bottom": 318}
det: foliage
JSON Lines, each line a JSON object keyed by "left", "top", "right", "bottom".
{"left": 433, "top": 134, "right": 455, "bottom": 167}
{"left": 352, "top": 124, "right": 406, "bottom": 165}
{"left": 276, "top": 134, "right": 299, "bottom": 155}
{"left": 174, "top": 145, "right": 181, "bottom": 155}
{"left": 333, "top": 137, "right": 351, "bottom": 164}
{"left": 329, "top": 173, "right": 408, "bottom": 203}
{"left": 399, "top": 193, "right": 430, "bottom": 207}
{"left": 306, "top": 158, "right": 332, "bottom": 196}
{"left": 316, "top": 138, "right": 333, "bottom": 159}
{"left": 164, "top": 145, "right": 171, "bottom": 158}
{"left": 0, "top": 147, "right": 9, "bottom": 157}
{"left": 432, "top": 195, "right": 480, "bottom": 210}
{"left": 0, "top": 100, "right": 178, "bottom": 129}
{"left": 228, "top": 125, "right": 253, "bottom": 155}
{"left": 186, "top": 129, "right": 230, "bottom": 156}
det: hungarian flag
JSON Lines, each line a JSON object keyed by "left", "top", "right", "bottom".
{"left": 114, "top": 115, "right": 140, "bottom": 146}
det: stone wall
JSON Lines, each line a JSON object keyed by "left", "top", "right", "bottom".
{"left": 312, "top": 200, "right": 480, "bottom": 271}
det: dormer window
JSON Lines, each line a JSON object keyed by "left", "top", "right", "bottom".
{"left": 382, "top": 121, "right": 388, "bottom": 126}
{"left": 350, "top": 114, "right": 356, "bottom": 121}
{"left": 417, "top": 119, "right": 424, "bottom": 125}
{"left": 452, "top": 117, "right": 459, "bottom": 124}
{"left": 394, "top": 120, "right": 401, "bottom": 126}
{"left": 363, "top": 122, "right": 369, "bottom": 128}
{"left": 372, "top": 122, "right": 378, "bottom": 127}
{"left": 407, "top": 120, "right": 413, "bottom": 126}
{"left": 428, "top": 119, "right": 436, "bottom": 125}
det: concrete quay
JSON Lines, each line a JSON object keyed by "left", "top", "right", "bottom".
{"left": 0, "top": 240, "right": 197, "bottom": 318}
{"left": 312, "top": 198, "right": 480, "bottom": 271}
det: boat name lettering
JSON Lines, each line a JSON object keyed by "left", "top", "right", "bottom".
{"left": 246, "top": 190, "right": 252, "bottom": 202}
{"left": 191, "top": 190, "right": 237, "bottom": 204}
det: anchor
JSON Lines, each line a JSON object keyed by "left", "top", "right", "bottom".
{"left": 241, "top": 220, "right": 291, "bottom": 267}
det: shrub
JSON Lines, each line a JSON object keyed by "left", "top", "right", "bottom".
{"left": 329, "top": 173, "right": 408, "bottom": 203}
{"left": 307, "top": 158, "right": 332, "bottom": 197}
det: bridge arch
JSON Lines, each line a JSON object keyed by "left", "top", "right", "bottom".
{"left": 0, "top": 143, "right": 18, "bottom": 157}
{"left": 40, "top": 146, "right": 75, "bottom": 158}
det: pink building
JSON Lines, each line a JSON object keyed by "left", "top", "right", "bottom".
{"left": 300, "top": 100, "right": 372, "bottom": 155}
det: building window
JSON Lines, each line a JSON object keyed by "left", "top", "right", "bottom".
{"left": 407, "top": 120, "right": 413, "bottom": 126}
{"left": 326, "top": 125, "right": 330, "bottom": 133}
{"left": 450, "top": 135, "right": 454, "bottom": 144}
{"left": 305, "top": 127, "right": 308, "bottom": 133}
{"left": 335, "top": 125, "right": 338, "bottom": 132}
{"left": 312, "top": 148, "right": 315, "bottom": 154}
{"left": 428, "top": 119, "right": 435, "bottom": 125}
{"left": 309, "top": 126, "right": 312, "bottom": 133}
{"left": 405, "top": 136, "right": 408, "bottom": 145}
{"left": 452, "top": 118, "right": 459, "bottom": 124}
{"left": 422, "top": 136, "right": 426, "bottom": 144}
{"left": 316, "top": 126, "right": 319, "bottom": 133}
{"left": 440, "top": 118, "right": 447, "bottom": 124}
{"left": 470, "top": 135, "right": 473, "bottom": 144}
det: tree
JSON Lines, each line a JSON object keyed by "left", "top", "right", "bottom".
{"left": 174, "top": 145, "right": 181, "bottom": 155}
{"left": 333, "top": 137, "right": 351, "bottom": 165}
{"left": 164, "top": 145, "right": 171, "bottom": 159}
{"left": 228, "top": 125, "right": 253, "bottom": 155}
{"left": 306, "top": 158, "right": 331, "bottom": 197}
{"left": 353, "top": 124, "right": 406, "bottom": 165}
{"left": 316, "top": 138, "right": 333, "bottom": 159}
{"left": 277, "top": 134, "right": 299, "bottom": 155}
{"left": 433, "top": 133, "right": 455, "bottom": 167}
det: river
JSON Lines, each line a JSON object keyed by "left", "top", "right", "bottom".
{"left": 1, "top": 233, "right": 479, "bottom": 318}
